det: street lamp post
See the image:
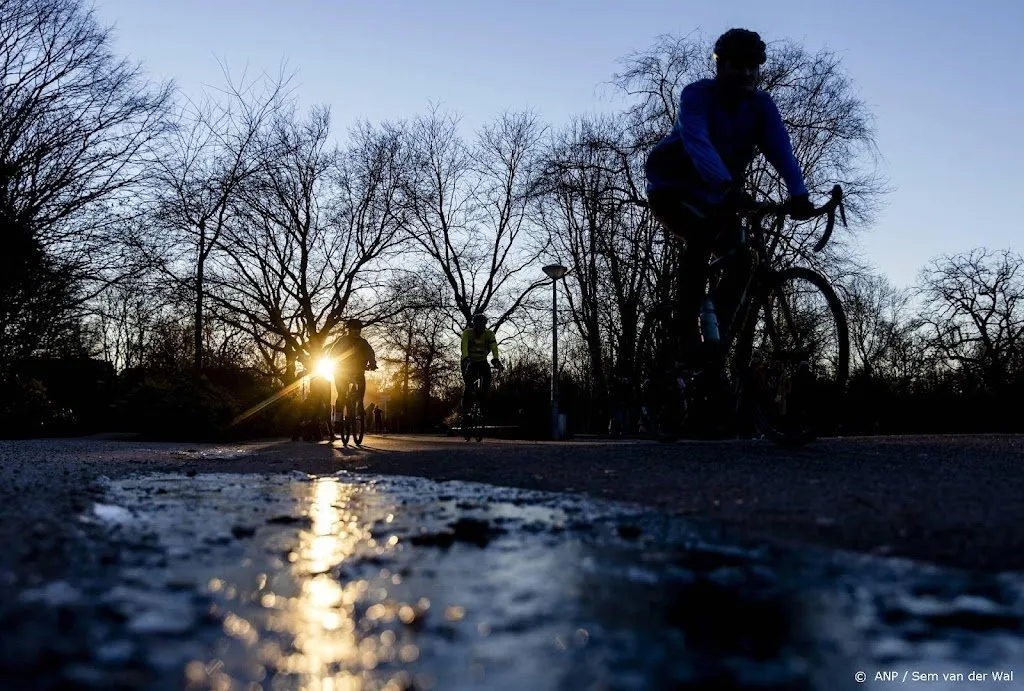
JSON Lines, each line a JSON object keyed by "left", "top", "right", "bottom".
{"left": 543, "top": 263, "right": 568, "bottom": 440}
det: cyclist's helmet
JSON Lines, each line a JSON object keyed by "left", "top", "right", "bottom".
{"left": 472, "top": 313, "right": 488, "bottom": 328}
{"left": 346, "top": 318, "right": 363, "bottom": 331}
{"left": 713, "top": 28, "right": 767, "bottom": 66}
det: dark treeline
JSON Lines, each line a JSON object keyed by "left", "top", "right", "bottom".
{"left": 1, "top": 2, "right": 1018, "bottom": 439}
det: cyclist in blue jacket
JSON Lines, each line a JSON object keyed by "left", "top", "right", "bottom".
{"left": 645, "top": 28, "right": 816, "bottom": 370}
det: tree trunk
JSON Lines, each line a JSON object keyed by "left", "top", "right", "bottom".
{"left": 585, "top": 329, "right": 608, "bottom": 432}
{"left": 401, "top": 325, "right": 412, "bottom": 433}
{"left": 194, "top": 220, "right": 206, "bottom": 371}
{"left": 285, "top": 350, "right": 297, "bottom": 384}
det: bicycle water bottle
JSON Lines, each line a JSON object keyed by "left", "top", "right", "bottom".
{"left": 700, "top": 296, "right": 720, "bottom": 343}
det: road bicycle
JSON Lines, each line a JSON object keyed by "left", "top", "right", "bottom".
{"left": 641, "top": 185, "right": 850, "bottom": 446}
{"left": 461, "top": 360, "right": 501, "bottom": 442}
{"left": 335, "top": 379, "right": 365, "bottom": 447}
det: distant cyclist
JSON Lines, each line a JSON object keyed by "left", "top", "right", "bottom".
{"left": 332, "top": 318, "right": 377, "bottom": 420}
{"left": 461, "top": 313, "right": 503, "bottom": 415}
{"left": 644, "top": 28, "right": 815, "bottom": 372}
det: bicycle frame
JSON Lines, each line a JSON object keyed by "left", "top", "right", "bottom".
{"left": 337, "top": 380, "right": 362, "bottom": 419}
{"left": 642, "top": 185, "right": 847, "bottom": 442}
{"left": 704, "top": 185, "right": 846, "bottom": 362}
{"left": 462, "top": 364, "right": 493, "bottom": 409}
{"left": 466, "top": 379, "right": 482, "bottom": 407}
{"left": 461, "top": 363, "right": 495, "bottom": 442}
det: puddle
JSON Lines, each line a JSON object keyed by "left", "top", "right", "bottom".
{"left": 35, "top": 471, "right": 1024, "bottom": 690}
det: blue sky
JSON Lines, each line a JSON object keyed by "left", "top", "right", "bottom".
{"left": 91, "top": 0, "right": 1024, "bottom": 291}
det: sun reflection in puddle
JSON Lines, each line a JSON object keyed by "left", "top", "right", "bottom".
{"left": 186, "top": 477, "right": 422, "bottom": 691}
{"left": 274, "top": 478, "right": 369, "bottom": 687}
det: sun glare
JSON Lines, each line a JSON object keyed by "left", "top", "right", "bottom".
{"left": 313, "top": 357, "right": 334, "bottom": 382}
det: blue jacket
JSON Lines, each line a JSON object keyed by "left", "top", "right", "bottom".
{"left": 645, "top": 79, "right": 807, "bottom": 205}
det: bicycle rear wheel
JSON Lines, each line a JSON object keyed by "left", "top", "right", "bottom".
{"left": 340, "top": 421, "right": 351, "bottom": 446}
{"left": 339, "top": 403, "right": 352, "bottom": 446}
{"left": 734, "top": 267, "right": 849, "bottom": 446}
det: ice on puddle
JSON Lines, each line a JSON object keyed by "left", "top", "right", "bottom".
{"left": 873, "top": 636, "right": 913, "bottom": 659}
{"left": 20, "top": 580, "right": 82, "bottom": 607}
{"left": 897, "top": 593, "right": 1004, "bottom": 619}
{"left": 626, "top": 566, "right": 658, "bottom": 584}
{"left": 103, "top": 586, "right": 198, "bottom": 635}
{"left": 92, "top": 503, "right": 133, "bottom": 524}
{"left": 127, "top": 608, "right": 196, "bottom": 635}
{"left": 96, "top": 640, "right": 136, "bottom": 664}
{"left": 950, "top": 594, "right": 1002, "bottom": 615}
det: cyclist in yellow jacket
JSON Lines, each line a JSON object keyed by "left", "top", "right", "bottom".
{"left": 461, "top": 313, "right": 503, "bottom": 415}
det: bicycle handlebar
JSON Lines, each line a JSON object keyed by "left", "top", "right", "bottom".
{"left": 810, "top": 184, "right": 846, "bottom": 252}
{"left": 747, "top": 184, "right": 846, "bottom": 252}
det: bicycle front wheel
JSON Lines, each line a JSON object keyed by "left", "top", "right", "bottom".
{"left": 462, "top": 404, "right": 478, "bottom": 442}
{"left": 352, "top": 414, "right": 365, "bottom": 446}
{"left": 734, "top": 267, "right": 849, "bottom": 445}
{"left": 474, "top": 404, "right": 484, "bottom": 442}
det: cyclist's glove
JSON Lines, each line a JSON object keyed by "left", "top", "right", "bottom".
{"left": 492, "top": 358, "right": 504, "bottom": 372}
{"left": 787, "top": 193, "right": 816, "bottom": 221}
{"left": 367, "top": 361, "right": 378, "bottom": 371}
{"left": 461, "top": 356, "right": 471, "bottom": 371}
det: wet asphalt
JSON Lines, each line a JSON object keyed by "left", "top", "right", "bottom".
{"left": 0, "top": 435, "right": 1022, "bottom": 690}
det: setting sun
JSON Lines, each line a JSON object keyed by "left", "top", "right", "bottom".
{"left": 313, "top": 357, "right": 335, "bottom": 382}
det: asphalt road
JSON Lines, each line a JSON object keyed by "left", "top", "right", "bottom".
{"left": 2, "top": 433, "right": 1022, "bottom": 590}
{"left": 1, "top": 433, "right": 1022, "bottom": 690}
{"left": 342, "top": 433, "right": 1024, "bottom": 573}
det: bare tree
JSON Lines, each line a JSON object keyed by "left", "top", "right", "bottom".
{"left": 377, "top": 305, "right": 457, "bottom": 429}
{"left": 91, "top": 273, "right": 164, "bottom": 370}
{"left": 917, "top": 248, "right": 1024, "bottom": 387}
{"left": 149, "top": 64, "right": 293, "bottom": 370}
{"left": 400, "top": 107, "right": 551, "bottom": 340}
{"left": 844, "top": 272, "right": 914, "bottom": 378}
{"left": 887, "top": 327, "right": 936, "bottom": 390}
{"left": 0, "top": 0, "right": 172, "bottom": 359}
{"left": 750, "top": 43, "right": 884, "bottom": 276}
{"left": 207, "top": 109, "right": 408, "bottom": 380}
{"left": 535, "top": 116, "right": 666, "bottom": 419}
{"left": 608, "top": 32, "right": 709, "bottom": 149}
